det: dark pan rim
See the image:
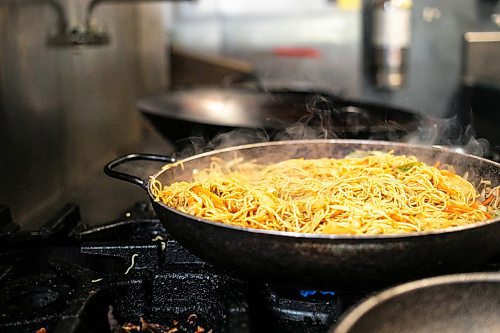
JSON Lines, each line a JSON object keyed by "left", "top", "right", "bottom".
{"left": 331, "top": 272, "right": 500, "bottom": 333}
{"left": 148, "top": 139, "right": 500, "bottom": 240}
{"left": 137, "top": 88, "right": 424, "bottom": 131}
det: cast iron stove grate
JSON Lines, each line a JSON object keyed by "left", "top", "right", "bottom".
{"left": 0, "top": 203, "right": 354, "bottom": 333}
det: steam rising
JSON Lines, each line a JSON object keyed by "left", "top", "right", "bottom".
{"left": 275, "top": 95, "right": 339, "bottom": 141}
{"left": 404, "top": 115, "right": 490, "bottom": 158}
{"left": 173, "top": 93, "right": 491, "bottom": 161}
{"left": 174, "top": 129, "right": 269, "bottom": 160}
{"left": 174, "top": 94, "right": 342, "bottom": 159}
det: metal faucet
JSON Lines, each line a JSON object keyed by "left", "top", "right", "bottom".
{"left": 2, "top": 0, "right": 188, "bottom": 47}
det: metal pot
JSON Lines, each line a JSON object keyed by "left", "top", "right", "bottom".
{"left": 331, "top": 272, "right": 500, "bottom": 333}
{"left": 104, "top": 139, "right": 500, "bottom": 289}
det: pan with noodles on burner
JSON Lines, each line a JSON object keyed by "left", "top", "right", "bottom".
{"left": 105, "top": 140, "right": 500, "bottom": 289}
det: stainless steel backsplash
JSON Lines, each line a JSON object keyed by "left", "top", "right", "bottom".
{"left": 0, "top": 1, "right": 168, "bottom": 225}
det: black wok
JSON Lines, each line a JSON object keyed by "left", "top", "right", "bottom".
{"left": 331, "top": 272, "right": 500, "bottom": 333}
{"left": 104, "top": 140, "right": 500, "bottom": 289}
{"left": 137, "top": 88, "right": 424, "bottom": 143}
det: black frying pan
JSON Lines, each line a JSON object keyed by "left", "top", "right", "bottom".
{"left": 331, "top": 272, "right": 500, "bottom": 333}
{"left": 104, "top": 140, "right": 500, "bottom": 289}
{"left": 137, "top": 88, "right": 424, "bottom": 143}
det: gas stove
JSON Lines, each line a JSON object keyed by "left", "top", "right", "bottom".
{"left": 0, "top": 203, "right": 499, "bottom": 333}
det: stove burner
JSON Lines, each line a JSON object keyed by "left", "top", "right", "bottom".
{"left": 3, "top": 270, "right": 70, "bottom": 312}
{"left": 246, "top": 285, "right": 341, "bottom": 333}
{"left": 0, "top": 206, "right": 19, "bottom": 239}
{"left": 0, "top": 202, "right": 498, "bottom": 333}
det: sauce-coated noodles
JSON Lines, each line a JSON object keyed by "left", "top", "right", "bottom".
{"left": 150, "top": 151, "right": 497, "bottom": 235}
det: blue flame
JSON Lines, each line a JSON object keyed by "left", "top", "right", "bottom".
{"left": 299, "top": 290, "right": 336, "bottom": 298}
{"left": 300, "top": 290, "right": 317, "bottom": 297}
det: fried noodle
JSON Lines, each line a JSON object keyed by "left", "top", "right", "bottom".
{"left": 150, "top": 151, "right": 495, "bottom": 235}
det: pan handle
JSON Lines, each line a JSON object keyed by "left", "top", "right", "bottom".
{"left": 104, "top": 153, "right": 175, "bottom": 190}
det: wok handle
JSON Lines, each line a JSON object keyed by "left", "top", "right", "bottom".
{"left": 104, "top": 153, "right": 175, "bottom": 190}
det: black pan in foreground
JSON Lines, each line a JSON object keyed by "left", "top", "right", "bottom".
{"left": 331, "top": 272, "right": 500, "bottom": 333}
{"left": 105, "top": 140, "right": 500, "bottom": 289}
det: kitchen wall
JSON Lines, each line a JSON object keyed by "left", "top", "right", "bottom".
{"left": 167, "top": 0, "right": 500, "bottom": 118}
{"left": 0, "top": 1, "right": 169, "bottom": 225}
